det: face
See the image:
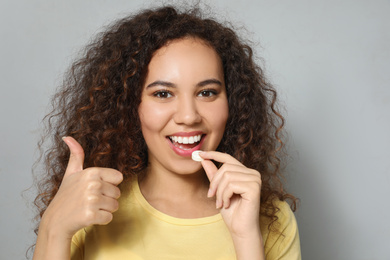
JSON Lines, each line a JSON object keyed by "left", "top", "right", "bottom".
{"left": 138, "top": 38, "right": 229, "bottom": 175}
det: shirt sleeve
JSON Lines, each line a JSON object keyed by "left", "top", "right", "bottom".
{"left": 265, "top": 201, "right": 302, "bottom": 260}
{"left": 70, "top": 229, "right": 86, "bottom": 260}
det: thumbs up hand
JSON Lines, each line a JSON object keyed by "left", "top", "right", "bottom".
{"left": 40, "top": 136, "right": 123, "bottom": 240}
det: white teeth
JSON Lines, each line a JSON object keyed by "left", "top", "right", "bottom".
{"left": 170, "top": 134, "right": 202, "bottom": 144}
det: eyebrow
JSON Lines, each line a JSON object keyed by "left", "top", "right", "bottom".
{"left": 146, "top": 78, "right": 223, "bottom": 89}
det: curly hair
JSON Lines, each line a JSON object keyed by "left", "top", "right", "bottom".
{"left": 33, "top": 5, "right": 297, "bottom": 237}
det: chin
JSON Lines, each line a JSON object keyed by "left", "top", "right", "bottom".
{"left": 168, "top": 159, "right": 205, "bottom": 176}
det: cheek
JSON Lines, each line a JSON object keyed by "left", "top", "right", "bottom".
{"left": 205, "top": 101, "right": 229, "bottom": 134}
{"left": 215, "top": 106, "right": 229, "bottom": 134}
{"left": 138, "top": 102, "right": 169, "bottom": 133}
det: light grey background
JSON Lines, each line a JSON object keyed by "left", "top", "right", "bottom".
{"left": 1, "top": 0, "right": 389, "bottom": 259}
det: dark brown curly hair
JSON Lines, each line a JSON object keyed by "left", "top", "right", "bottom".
{"left": 33, "top": 4, "right": 297, "bottom": 237}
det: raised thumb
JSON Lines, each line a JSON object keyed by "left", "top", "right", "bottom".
{"left": 62, "top": 136, "right": 85, "bottom": 177}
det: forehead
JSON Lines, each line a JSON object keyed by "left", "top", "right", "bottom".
{"left": 154, "top": 37, "right": 216, "bottom": 56}
{"left": 145, "top": 38, "right": 224, "bottom": 84}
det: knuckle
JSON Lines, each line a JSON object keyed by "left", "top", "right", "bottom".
{"left": 226, "top": 181, "right": 234, "bottom": 190}
{"left": 86, "top": 194, "right": 99, "bottom": 204}
{"left": 70, "top": 150, "right": 83, "bottom": 158}
{"left": 219, "top": 164, "right": 228, "bottom": 173}
{"left": 84, "top": 168, "right": 100, "bottom": 180}
{"left": 84, "top": 210, "right": 97, "bottom": 224}
{"left": 224, "top": 171, "right": 233, "bottom": 180}
{"left": 87, "top": 180, "right": 103, "bottom": 191}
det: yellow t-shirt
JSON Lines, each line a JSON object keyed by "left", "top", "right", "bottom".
{"left": 71, "top": 180, "right": 301, "bottom": 260}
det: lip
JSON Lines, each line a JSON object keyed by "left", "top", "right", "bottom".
{"left": 168, "top": 131, "right": 204, "bottom": 137}
{"left": 166, "top": 131, "right": 206, "bottom": 157}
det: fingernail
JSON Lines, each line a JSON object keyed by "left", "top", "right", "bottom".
{"left": 62, "top": 136, "right": 67, "bottom": 142}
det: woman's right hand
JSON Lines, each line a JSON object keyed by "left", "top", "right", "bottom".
{"left": 40, "top": 136, "right": 123, "bottom": 239}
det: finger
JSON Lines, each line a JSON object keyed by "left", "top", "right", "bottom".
{"left": 201, "top": 159, "right": 218, "bottom": 182}
{"left": 95, "top": 210, "right": 114, "bottom": 225}
{"left": 209, "top": 164, "right": 257, "bottom": 197}
{"left": 215, "top": 172, "right": 260, "bottom": 208}
{"left": 219, "top": 181, "right": 261, "bottom": 209}
{"left": 83, "top": 168, "right": 124, "bottom": 186}
{"left": 98, "top": 196, "right": 120, "bottom": 213}
{"left": 63, "top": 136, "right": 85, "bottom": 177}
{"left": 84, "top": 209, "right": 114, "bottom": 226}
{"left": 101, "top": 182, "right": 121, "bottom": 199}
{"left": 220, "top": 182, "right": 241, "bottom": 209}
{"left": 84, "top": 178, "right": 121, "bottom": 199}
{"left": 98, "top": 169, "right": 124, "bottom": 186}
{"left": 200, "top": 151, "right": 242, "bottom": 166}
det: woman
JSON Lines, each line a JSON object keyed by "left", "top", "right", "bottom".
{"left": 32, "top": 5, "right": 300, "bottom": 260}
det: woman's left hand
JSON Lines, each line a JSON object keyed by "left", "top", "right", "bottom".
{"left": 200, "top": 151, "right": 262, "bottom": 238}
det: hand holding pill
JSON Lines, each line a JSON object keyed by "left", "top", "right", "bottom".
{"left": 198, "top": 151, "right": 262, "bottom": 238}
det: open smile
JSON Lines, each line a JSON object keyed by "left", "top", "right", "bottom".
{"left": 166, "top": 132, "right": 206, "bottom": 156}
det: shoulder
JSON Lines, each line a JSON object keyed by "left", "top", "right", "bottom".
{"left": 274, "top": 200, "right": 296, "bottom": 229}
{"left": 261, "top": 200, "right": 302, "bottom": 260}
{"left": 260, "top": 200, "right": 297, "bottom": 235}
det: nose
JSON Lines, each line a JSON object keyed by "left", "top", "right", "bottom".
{"left": 173, "top": 95, "right": 201, "bottom": 125}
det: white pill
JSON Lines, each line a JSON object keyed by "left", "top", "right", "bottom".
{"left": 191, "top": 150, "right": 203, "bottom": 162}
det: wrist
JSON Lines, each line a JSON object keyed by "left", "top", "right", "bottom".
{"left": 33, "top": 219, "right": 73, "bottom": 260}
{"left": 39, "top": 214, "right": 74, "bottom": 241}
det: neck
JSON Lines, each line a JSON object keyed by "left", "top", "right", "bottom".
{"left": 137, "top": 159, "right": 219, "bottom": 219}
{"left": 139, "top": 165, "right": 209, "bottom": 202}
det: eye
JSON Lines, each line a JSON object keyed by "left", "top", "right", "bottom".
{"left": 198, "top": 89, "right": 217, "bottom": 97}
{"left": 153, "top": 90, "right": 173, "bottom": 99}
